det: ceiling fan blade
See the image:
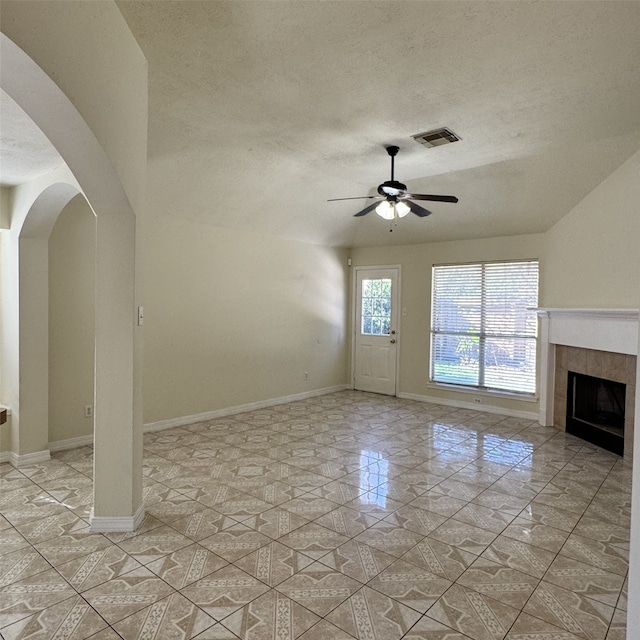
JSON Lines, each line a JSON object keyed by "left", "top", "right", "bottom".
{"left": 407, "top": 201, "right": 432, "bottom": 217}
{"left": 327, "top": 195, "right": 381, "bottom": 202}
{"left": 353, "top": 202, "right": 381, "bottom": 217}
{"left": 405, "top": 193, "right": 459, "bottom": 203}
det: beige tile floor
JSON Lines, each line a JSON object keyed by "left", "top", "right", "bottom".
{"left": 0, "top": 391, "right": 631, "bottom": 640}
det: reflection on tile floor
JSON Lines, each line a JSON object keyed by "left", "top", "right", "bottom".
{"left": 0, "top": 390, "right": 631, "bottom": 639}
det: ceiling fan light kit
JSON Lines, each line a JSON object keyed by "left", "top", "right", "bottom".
{"left": 376, "top": 199, "right": 410, "bottom": 220}
{"left": 328, "top": 145, "right": 458, "bottom": 222}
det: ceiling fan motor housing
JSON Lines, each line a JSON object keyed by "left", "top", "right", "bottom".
{"left": 378, "top": 180, "right": 407, "bottom": 197}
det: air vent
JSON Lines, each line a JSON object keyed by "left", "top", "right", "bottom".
{"left": 412, "top": 127, "right": 461, "bottom": 148}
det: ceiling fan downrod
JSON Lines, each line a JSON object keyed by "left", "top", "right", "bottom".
{"left": 386, "top": 145, "right": 399, "bottom": 182}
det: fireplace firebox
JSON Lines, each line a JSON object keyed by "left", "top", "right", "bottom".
{"left": 566, "top": 371, "right": 625, "bottom": 455}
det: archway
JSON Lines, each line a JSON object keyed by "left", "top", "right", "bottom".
{"left": 16, "top": 178, "right": 84, "bottom": 460}
{"left": 1, "top": 30, "right": 144, "bottom": 531}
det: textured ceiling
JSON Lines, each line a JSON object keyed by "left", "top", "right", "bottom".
{"left": 115, "top": 0, "right": 640, "bottom": 248}
{"left": 3, "top": 2, "right": 639, "bottom": 249}
{"left": 0, "top": 89, "right": 64, "bottom": 186}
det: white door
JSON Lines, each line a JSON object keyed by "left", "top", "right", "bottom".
{"left": 354, "top": 268, "right": 399, "bottom": 395}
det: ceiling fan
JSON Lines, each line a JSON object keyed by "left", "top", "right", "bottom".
{"left": 328, "top": 146, "right": 458, "bottom": 220}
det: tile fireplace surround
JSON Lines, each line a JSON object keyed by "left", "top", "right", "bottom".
{"left": 537, "top": 309, "right": 639, "bottom": 457}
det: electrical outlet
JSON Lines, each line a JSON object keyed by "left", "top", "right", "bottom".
{"left": 84, "top": 405, "right": 93, "bottom": 418}
{"left": 473, "top": 397, "right": 482, "bottom": 404}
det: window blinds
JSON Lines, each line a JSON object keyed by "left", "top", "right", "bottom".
{"left": 431, "top": 260, "right": 539, "bottom": 394}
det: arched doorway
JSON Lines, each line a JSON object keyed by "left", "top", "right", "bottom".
{"left": 1, "top": 29, "right": 145, "bottom": 531}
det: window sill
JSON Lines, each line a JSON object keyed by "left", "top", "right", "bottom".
{"left": 426, "top": 382, "right": 538, "bottom": 403}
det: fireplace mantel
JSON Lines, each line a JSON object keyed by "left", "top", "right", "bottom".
{"left": 536, "top": 308, "right": 639, "bottom": 427}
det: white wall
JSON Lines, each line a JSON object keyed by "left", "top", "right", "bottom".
{"left": 541, "top": 150, "right": 640, "bottom": 309}
{"left": 350, "top": 234, "right": 546, "bottom": 416}
{"left": 0, "top": 212, "right": 10, "bottom": 453}
{"left": 0, "top": 186, "right": 10, "bottom": 229}
{"left": 48, "top": 195, "right": 95, "bottom": 445}
{"left": 143, "top": 216, "right": 350, "bottom": 424}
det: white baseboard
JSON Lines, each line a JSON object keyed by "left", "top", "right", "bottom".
{"left": 90, "top": 504, "right": 145, "bottom": 533}
{"left": 143, "top": 384, "right": 348, "bottom": 434}
{"left": 3, "top": 449, "right": 52, "bottom": 467}
{"left": 48, "top": 434, "right": 93, "bottom": 452}
{"left": 398, "top": 391, "right": 539, "bottom": 421}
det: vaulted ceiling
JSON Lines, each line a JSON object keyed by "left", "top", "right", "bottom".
{"left": 0, "top": 89, "right": 64, "bottom": 186}
{"left": 4, "top": 2, "right": 640, "bottom": 248}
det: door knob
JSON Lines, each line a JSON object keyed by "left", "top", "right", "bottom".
{"left": 390, "top": 339, "right": 396, "bottom": 344}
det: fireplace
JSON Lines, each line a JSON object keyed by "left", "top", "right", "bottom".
{"left": 536, "top": 309, "right": 638, "bottom": 458}
{"left": 566, "top": 371, "right": 626, "bottom": 455}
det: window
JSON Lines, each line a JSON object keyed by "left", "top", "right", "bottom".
{"left": 430, "top": 260, "right": 539, "bottom": 395}
{"left": 361, "top": 278, "right": 392, "bottom": 336}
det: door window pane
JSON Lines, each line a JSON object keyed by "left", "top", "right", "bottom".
{"left": 361, "top": 278, "right": 392, "bottom": 336}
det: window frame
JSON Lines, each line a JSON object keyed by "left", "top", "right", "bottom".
{"left": 429, "top": 259, "right": 539, "bottom": 397}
